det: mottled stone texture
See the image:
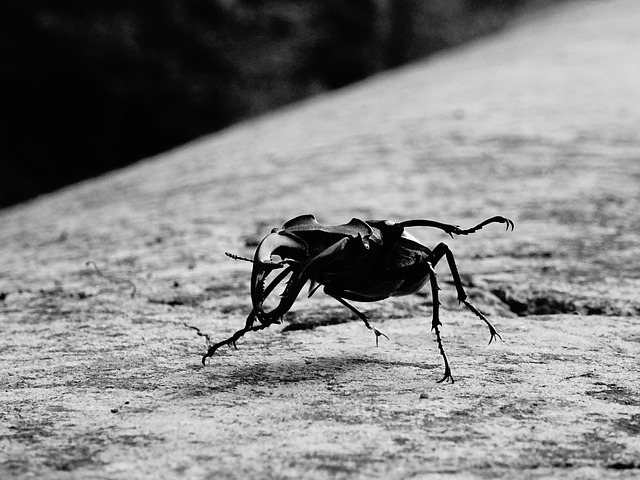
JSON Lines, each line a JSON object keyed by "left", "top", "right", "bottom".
{"left": 1, "top": 1, "right": 639, "bottom": 478}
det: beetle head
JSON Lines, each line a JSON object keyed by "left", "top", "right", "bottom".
{"left": 251, "top": 230, "right": 308, "bottom": 324}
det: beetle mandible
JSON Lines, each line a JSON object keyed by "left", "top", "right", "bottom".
{"left": 203, "top": 214, "right": 514, "bottom": 383}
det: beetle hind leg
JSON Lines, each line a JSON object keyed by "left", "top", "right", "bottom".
{"left": 326, "top": 292, "right": 389, "bottom": 346}
{"left": 431, "top": 243, "right": 502, "bottom": 345}
{"left": 456, "top": 216, "right": 514, "bottom": 236}
{"left": 426, "top": 263, "right": 455, "bottom": 383}
{"left": 462, "top": 300, "right": 502, "bottom": 344}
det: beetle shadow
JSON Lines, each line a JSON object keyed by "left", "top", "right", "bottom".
{"left": 201, "top": 354, "right": 436, "bottom": 391}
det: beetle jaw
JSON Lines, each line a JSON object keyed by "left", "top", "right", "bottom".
{"left": 251, "top": 231, "right": 308, "bottom": 322}
{"left": 253, "top": 231, "right": 307, "bottom": 265}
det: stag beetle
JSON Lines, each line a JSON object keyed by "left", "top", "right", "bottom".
{"left": 203, "top": 214, "right": 514, "bottom": 383}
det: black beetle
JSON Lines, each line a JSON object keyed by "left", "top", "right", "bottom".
{"left": 203, "top": 214, "right": 514, "bottom": 383}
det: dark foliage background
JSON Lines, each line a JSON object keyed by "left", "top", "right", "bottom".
{"left": 0, "top": 0, "right": 558, "bottom": 208}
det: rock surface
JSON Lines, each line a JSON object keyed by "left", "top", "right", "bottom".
{"left": 1, "top": 1, "right": 640, "bottom": 478}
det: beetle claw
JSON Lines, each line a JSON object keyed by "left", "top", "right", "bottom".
{"left": 461, "top": 299, "right": 503, "bottom": 344}
{"left": 436, "top": 367, "right": 455, "bottom": 384}
{"left": 373, "top": 328, "right": 389, "bottom": 347}
{"left": 202, "top": 321, "right": 272, "bottom": 365}
{"left": 488, "top": 330, "right": 503, "bottom": 345}
{"left": 502, "top": 218, "right": 515, "bottom": 231}
{"left": 505, "top": 220, "right": 513, "bottom": 231}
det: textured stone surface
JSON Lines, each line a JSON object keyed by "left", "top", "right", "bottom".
{"left": 1, "top": 1, "right": 640, "bottom": 478}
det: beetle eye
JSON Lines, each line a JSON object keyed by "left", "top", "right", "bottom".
{"left": 271, "top": 246, "right": 305, "bottom": 262}
{"left": 270, "top": 254, "right": 284, "bottom": 264}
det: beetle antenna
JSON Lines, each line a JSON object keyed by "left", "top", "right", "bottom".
{"left": 225, "top": 252, "right": 254, "bottom": 263}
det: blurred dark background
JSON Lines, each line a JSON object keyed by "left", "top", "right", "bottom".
{"left": 0, "top": 0, "right": 560, "bottom": 209}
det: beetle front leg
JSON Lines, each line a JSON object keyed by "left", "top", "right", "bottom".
{"left": 430, "top": 243, "right": 502, "bottom": 344}
{"left": 202, "top": 265, "right": 294, "bottom": 365}
{"left": 426, "top": 262, "right": 454, "bottom": 384}
{"left": 325, "top": 291, "right": 389, "bottom": 346}
{"left": 201, "top": 311, "right": 270, "bottom": 364}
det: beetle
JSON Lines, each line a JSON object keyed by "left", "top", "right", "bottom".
{"left": 203, "top": 214, "right": 514, "bottom": 383}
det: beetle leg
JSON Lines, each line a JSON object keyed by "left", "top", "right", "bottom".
{"left": 397, "top": 219, "right": 465, "bottom": 238}
{"left": 202, "top": 266, "right": 293, "bottom": 364}
{"left": 430, "top": 243, "right": 502, "bottom": 344}
{"left": 426, "top": 262, "right": 454, "bottom": 383}
{"left": 398, "top": 216, "right": 514, "bottom": 238}
{"left": 325, "top": 291, "right": 389, "bottom": 346}
{"left": 461, "top": 300, "right": 502, "bottom": 344}
{"left": 455, "top": 216, "right": 514, "bottom": 235}
{"left": 201, "top": 312, "right": 270, "bottom": 364}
